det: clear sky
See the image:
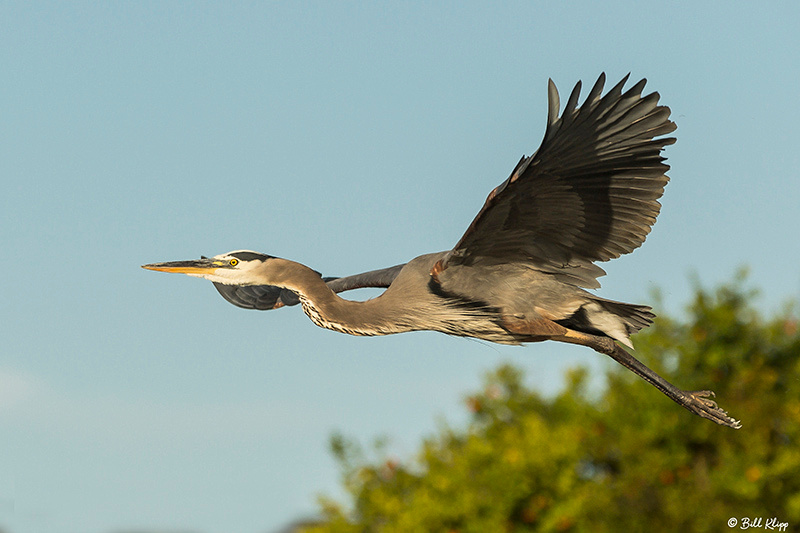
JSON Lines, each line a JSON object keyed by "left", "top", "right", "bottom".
{"left": 2, "top": 2, "right": 799, "bottom": 532}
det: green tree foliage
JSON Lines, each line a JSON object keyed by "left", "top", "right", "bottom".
{"left": 302, "top": 278, "right": 800, "bottom": 532}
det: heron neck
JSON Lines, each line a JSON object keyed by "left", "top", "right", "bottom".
{"left": 268, "top": 259, "right": 402, "bottom": 336}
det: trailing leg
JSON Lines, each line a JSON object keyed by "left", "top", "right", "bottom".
{"left": 503, "top": 315, "right": 741, "bottom": 429}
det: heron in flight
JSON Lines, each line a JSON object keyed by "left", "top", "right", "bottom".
{"left": 143, "top": 73, "right": 740, "bottom": 429}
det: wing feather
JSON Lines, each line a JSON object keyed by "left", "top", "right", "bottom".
{"left": 446, "top": 73, "right": 675, "bottom": 289}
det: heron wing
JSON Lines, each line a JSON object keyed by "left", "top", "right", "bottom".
{"left": 323, "top": 264, "right": 406, "bottom": 293}
{"left": 445, "top": 73, "right": 676, "bottom": 289}
{"left": 213, "top": 282, "right": 300, "bottom": 310}
{"left": 212, "top": 264, "right": 406, "bottom": 310}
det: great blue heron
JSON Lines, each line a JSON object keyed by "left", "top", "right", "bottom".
{"left": 143, "top": 73, "right": 740, "bottom": 429}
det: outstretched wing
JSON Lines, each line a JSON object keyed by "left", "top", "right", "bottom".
{"left": 212, "top": 263, "right": 406, "bottom": 310}
{"left": 444, "top": 73, "right": 676, "bottom": 289}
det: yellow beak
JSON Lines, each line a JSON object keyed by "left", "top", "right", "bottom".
{"left": 141, "top": 258, "right": 221, "bottom": 275}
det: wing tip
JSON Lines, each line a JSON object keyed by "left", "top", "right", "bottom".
{"left": 547, "top": 78, "right": 560, "bottom": 126}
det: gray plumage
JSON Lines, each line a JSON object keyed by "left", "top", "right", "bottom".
{"left": 143, "top": 74, "right": 740, "bottom": 429}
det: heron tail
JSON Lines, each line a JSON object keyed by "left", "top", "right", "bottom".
{"left": 556, "top": 296, "right": 655, "bottom": 349}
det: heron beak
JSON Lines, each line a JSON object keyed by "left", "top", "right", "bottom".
{"left": 141, "top": 258, "right": 223, "bottom": 275}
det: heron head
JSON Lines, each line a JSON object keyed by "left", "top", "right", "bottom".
{"left": 141, "top": 250, "right": 273, "bottom": 285}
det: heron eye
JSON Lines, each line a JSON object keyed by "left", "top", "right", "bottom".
{"left": 229, "top": 258, "right": 239, "bottom": 266}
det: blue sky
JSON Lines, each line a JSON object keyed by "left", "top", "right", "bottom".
{"left": 2, "top": 2, "right": 799, "bottom": 532}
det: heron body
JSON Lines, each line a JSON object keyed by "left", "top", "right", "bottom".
{"left": 144, "top": 74, "right": 741, "bottom": 428}
{"left": 267, "top": 252, "right": 650, "bottom": 347}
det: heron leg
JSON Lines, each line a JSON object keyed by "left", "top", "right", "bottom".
{"left": 502, "top": 316, "right": 741, "bottom": 429}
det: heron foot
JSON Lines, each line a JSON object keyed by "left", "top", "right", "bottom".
{"left": 680, "top": 390, "right": 741, "bottom": 429}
